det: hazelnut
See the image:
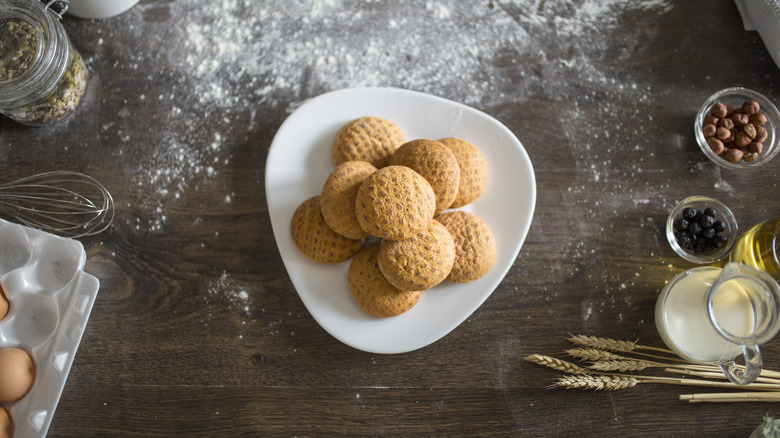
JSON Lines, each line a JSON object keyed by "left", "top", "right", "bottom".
{"left": 755, "top": 126, "right": 768, "bottom": 143}
{"left": 749, "top": 113, "right": 767, "bottom": 126}
{"left": 711, "top": 103, "right": 729, "bottom": 118}
{"left": 749, "top": 142, "right": 764, "bottom": 154}
{"left": 743, "top": 123, "right": 757, "bottom": 139}
{"left": 702, "top": 99, "right": 769, "bottom": 163}
{"left": 707, "top": 137, "right": 726, "bottom": 154}
{"left": 734, "top": 131, "right": 752, "bottom": 148}
{"left": 718, "top": 118, "right": 735, "bottom": 129}
{"left": 724, "top": 147, "right": 745, "bottom": 163}
{"left": 742, "top": 100, "right": 760, "bottom": 115}
{"left": 730, "top": 113, "right": 748, "bottom": 126}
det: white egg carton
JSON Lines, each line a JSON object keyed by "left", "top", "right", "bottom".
{"left": 0, "top": 219, "right": 99, "bottom": 438}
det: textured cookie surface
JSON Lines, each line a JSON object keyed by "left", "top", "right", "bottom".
{"left": 331, "top": 116, "right": 405, "bottom": 168}
{"left": 348, "top": 243, "right": 423, "bottom": 317}
{"left": 291, "top": 196, "right": 364, "bottom": 264}
{"left": 435, "top": 211, "right": 496, "bottom": 283}
{"left": 389, "top": 139, "right": 460, "bottom": 214}
{"left": 321, "top": 161, "right": 377, "bottom": 239}
{"left": 355, "top": 165, "right": 436, "bottom": 240}
{"left": 378, "top": 219, "right": 456, "bottom": 291}
{"left": 437, "top": 137, "right": 488, "bottom": 208}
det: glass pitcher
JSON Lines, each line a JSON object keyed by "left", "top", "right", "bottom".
{"left": 655, "top": 263, "right": 780, "bottom": 385}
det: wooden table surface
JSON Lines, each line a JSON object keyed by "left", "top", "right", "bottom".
{"left": 2, "top": 0, "right": 780, "bottom": 436}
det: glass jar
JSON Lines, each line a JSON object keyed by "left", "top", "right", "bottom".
{"left": 0, "top": 0, "right": 86, "bottom": 126}
{"left": 730, "top": 217, "right": 780, "bottom": 282}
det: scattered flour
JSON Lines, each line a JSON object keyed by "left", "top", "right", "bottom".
{"left": 103, "top": 0, "right": 673, "bottom": 235}
{"left": 206, "top": 272, "right": 253, "bottom": 320}
{"left": 86, "top": 0, "right": 676, "bottom": 317}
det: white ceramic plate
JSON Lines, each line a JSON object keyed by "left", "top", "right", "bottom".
{"left": 266, "top": 87, "right": 536, "bottom": 354}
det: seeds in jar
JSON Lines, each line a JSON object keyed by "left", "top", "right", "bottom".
{"left": 701, "top": 100, "right": 768, "bottom": 163}
{"left": 0, "top": 19, "right": 39, "bottom": 81}
{"left": 2, "top": 42, "right": 86, "bottom": 125}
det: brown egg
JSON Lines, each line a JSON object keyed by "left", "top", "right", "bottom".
{"left": 0, "top": 406, "right": 12, "bottom": 438}
{"left": 0, "top": 348, "right": 35, "bottom": 402}
{"left": 0, "top": 285, "right": 8, "bottom": 321}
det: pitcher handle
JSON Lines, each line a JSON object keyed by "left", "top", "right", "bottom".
{"left": 718, "top": 344, "right": 762, "bottom": 385}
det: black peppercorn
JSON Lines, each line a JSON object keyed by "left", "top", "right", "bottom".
{"left": 672, "top": 205, "right": 729, "bottom": 257}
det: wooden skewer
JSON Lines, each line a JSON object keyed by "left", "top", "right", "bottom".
{"left": 664, "top": 368, "right": 780, "bottom": 385}
{"left": 667, "top": 365, "right": 780, "bottom": 379}
{"left": 628, "top": 375, "right": 780, "bottom": 391}
{"left": 680, "top": 392, "right": 780, "bottom": 403}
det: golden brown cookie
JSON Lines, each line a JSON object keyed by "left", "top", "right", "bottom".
{"left": 331, "top": 116, "right": 405, "bottom": 168}
{"left": 378, "top": 219, "right": 456, "bottom": 291}
{"left": 389, "top": 139, "right": 460, "bottom": 214}
{"left": 355, "top": 165, "right": 436, "bottom": 240}
{"left": 435, "top": 211, "right": 496, "bottom": 283}
{"left": 348, "top": 243, "right": 422, "bottom": 317}
{"left": 291, "top": 196, "right": 364, "bottom": 264}
{"left": 321, "top": 161, "right": 377, "bottom": 239}
{"left": 437, "top": 137, "right": 488, "bottom": 208}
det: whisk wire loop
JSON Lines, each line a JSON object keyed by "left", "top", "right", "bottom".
{"left": 0, "top": 171, "right": 115, "bottom": 238}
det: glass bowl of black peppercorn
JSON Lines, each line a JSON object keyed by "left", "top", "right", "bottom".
{"left": 695, "top": 87, "right": 780, "bottom": 170}
{"left": 666, "top": 196, "right": 738, "bottom": 264}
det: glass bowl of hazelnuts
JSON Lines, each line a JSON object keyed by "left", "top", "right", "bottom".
{"left": 666, "top": 196, "right": 738, "bottom": 264}
{"left": 695, "top": 87, "right": 780, "bottom": 169}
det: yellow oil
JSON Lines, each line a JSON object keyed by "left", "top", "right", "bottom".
{"left": 730, "top": 218, "right": 780, "bottom": 281}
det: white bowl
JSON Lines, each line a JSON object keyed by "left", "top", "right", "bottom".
{"left": 266, "top": 87, "right": 537, "bottom": 354}
{"left": 66, "top": 0, "right": 139, "bottom": 19}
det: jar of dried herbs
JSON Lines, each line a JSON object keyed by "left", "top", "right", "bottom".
{"left": 0, "top": 0, "right": 86, "bottom": 126}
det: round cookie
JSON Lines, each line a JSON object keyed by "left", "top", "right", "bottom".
{"left": 348, "top": 243, "right": 422, "bottom": 318}
{"left": 437, "top": 137, "right": 487, "bottom": 208}
{"left": 321, "top": 161, "right": 377, "bottom": 239}
{"left": 0, "top": 406, "right": 11, "bottom": 438}
{"left": 355, "top": 165, "right": 436, "bottom": 240}
{"left": 435, "top": 211, "right": 496, "bottom": 283}
{"left": 0, "top": 285, "right": 8, "bottom": 321}
{"left": 389, "top": 139, "right": 460, "bottom": 214}
{"left": 378, "top": 219, "right": 456, "bottom": 291}
{"left": 331, "top": 116, "right": 405, "bottom": 168}
{"left": 291, "top": 196, "right": 364, "bottom": 264}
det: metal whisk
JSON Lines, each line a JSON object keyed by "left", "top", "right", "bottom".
{"left": 0, "top": 171, "right": 115, "bottom": 238}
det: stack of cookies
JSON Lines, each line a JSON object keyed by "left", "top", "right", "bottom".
{"left": 291, "top": 116, "right": 496, "bottom": 318}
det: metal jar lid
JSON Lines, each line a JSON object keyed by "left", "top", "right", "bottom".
{"left": 39, "top": 0, "right": 69, "bottom": 19}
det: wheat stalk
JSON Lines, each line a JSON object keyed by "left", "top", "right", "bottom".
{"left": 523, "top": 354, "right": 590, "bottom": 375}
{"left": 553, "top": 373, "right": 780, "bottom": 392}
{"left": 566, "top": 347, "right": 688, "bottom": 364}
{"left": 593, "top": 359, "right": 780, "bottom": 378}
{"left": 567, "top": 335, "right": 638, "bottom": 352}
{"left": 565, "top": 348, "right": 621, "bottom": 361}
{"left": 590, "top": 359, "right": 656, "bottom": 372}
{"left": 550, "top": 375, "right": 640, "bottom": 391}
{"left": 530, "top": 335, "right": 780, "bottom": 401}
{"left": 567, "top": 334, "right": 674, "bottom": 355}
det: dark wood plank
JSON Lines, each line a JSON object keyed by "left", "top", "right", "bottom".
{"left": 0, "top": 0, "right": 779, "bottom": 436}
